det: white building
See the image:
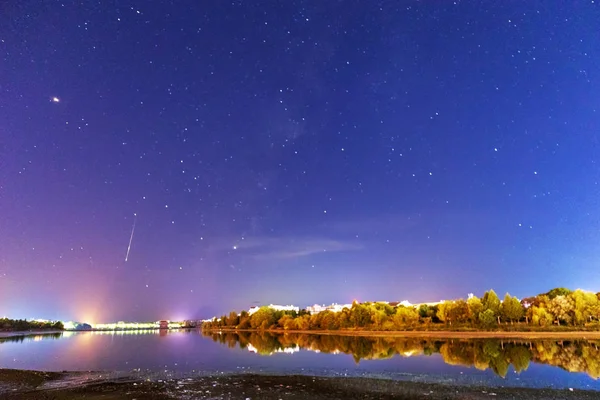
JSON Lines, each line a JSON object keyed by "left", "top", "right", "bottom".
{"left": 306, "top": 304, "right": 327, "bottom": 313}
{"left": 248, "top": 304, "right": 299, "bottom": 315}
{"left": 306, "top": 303, "right": 352, "bottom": 314}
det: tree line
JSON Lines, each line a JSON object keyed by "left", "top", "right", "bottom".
{"left": 0, "top": 318, "right": 64, "bottom": 332}
{"left": 204, "top": 331, "right": 600, "bottom": 379}
{"left": 201, "top": 288, "right": 600, "bottom": 331}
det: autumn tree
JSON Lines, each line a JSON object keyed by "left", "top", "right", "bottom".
{"left": 370, "top": 308, "right": 388, "bottom": 330}
{"left": 437, "top": 301, "right": 454, "bottom": 325}
{"left": 572, "top": 289, "right": 599, "bottom": 325}
{"left": 478, "top": 309, "right": 496, "bottom": 328}
{"left": 320, "top": 311, "right": 340, "bottom": 330}
{"left": 449, "top": 299, "right": 470, "bottom": 324}
{"left": 547, "top": 295, "right": 574, "bottom": 326}
{"left": 337, "top": 309, "right": 351, "bottom": 329}
{"left": 350, "top": 303, "right": 372, "bottom": 328}
{"left": 238, "top": 311, "right": 251, "bottom": 329}
{"left": 226, "top": 311, "right": 240, "bottom": 327}
{"left": 418, "top": 304, "right": 436, "bottom": 324}
{"left": 482, "top": 290, "right": 501, "bottom": 324}
{"left": 393, "top": 306, "right": 419, "bottom": 328}
{"left": 545, "top": 287, "right": 573, "bottom": 299}
{"left": 250, "top": 307, "right": 277, "bottom": 330}
{"left": 467, "top": 296, "right": 483, "bottom": 326}
{"left": 527, "top": 306, "right": 552, "bottom": 326}
{"left": 295, "top": 314, "right": 311, "bottom": 330}
{"left": 500, "top": 293, "right": 524, "bottom": 324}
{"left": 278, "top": 315, "right": 296, "bottom": 330}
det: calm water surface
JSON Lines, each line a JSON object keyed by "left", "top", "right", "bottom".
{"left": 1, "top": 330, "right": 599, "bottom": 391}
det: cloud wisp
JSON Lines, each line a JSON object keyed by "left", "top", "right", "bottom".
{"left": 221, "top": 236, "right": 363, "bottom": 260}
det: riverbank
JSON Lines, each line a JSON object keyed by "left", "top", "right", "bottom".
{"left": 0, "top": 369, "right": 598, "bottom": 399}
{"left": 0, "top": 330, "right": 63, "bottom": 339}
{"left": 204, "top": 328, "right": 600, "bottom": 339}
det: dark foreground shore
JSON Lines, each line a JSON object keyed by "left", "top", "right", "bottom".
{"left": 1, "top": 369, "right": 598, "bottom": 400}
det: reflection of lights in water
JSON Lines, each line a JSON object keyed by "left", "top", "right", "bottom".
{"left": 92, "top": 321, "right": 184, "bottom": 330}
{"left": 90, "top": 330, "right": 164, "bottom": 336}
{"left": 275, "top": 346, "right": 300, "bottom": 354}
{"left": 247, "top": 344, "right": 300, "bottom": 355}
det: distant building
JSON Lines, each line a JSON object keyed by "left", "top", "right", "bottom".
{"left": 414, "top": 301, "right": 444, "bottom": 307}
{"left": 306, "top": 304, "right": 327, "bottom": 314}
{"left": 63, "top": 321, "right": 92, "bottom": 331}
{"left": 158, "top": 320, "right": 169, "bottom": 329}
{"left": 306, "top": 303, "right": 352, "bottom": 314}
{"left": 248, "top": 304, "right": 299, "bottom": 315}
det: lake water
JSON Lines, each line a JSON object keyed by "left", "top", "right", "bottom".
{"left": 1, "top": 330, "right": 600, "bottom": 391}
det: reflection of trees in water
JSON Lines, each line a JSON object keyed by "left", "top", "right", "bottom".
{"left": 203, "top": 332, "right": 600, "bottom": 379}
{"left": 0, "top": 333, "right": 62, "bottom": 344}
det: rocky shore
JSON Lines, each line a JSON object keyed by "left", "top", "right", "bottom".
{"left": 1, "top": 369, "right": 599, "bottom": 400}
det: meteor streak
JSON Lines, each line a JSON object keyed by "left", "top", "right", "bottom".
{"left": 125, "top": 213, "right": 137, "bottom": 262}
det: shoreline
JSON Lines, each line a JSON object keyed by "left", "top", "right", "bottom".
{"left": 4, "top": 328, "right": 600, "bottom": 340}
{"left": 204, "top": 328, "right": 600, "bottom": 339}
{"left": 0, "top": 328, "right": 194, "bottom": 340}
{"left": 1, "top": 369, "right": 598, "bottom": 399}
{"left": 0, "top": 330, "right": 63, "bottom": 339}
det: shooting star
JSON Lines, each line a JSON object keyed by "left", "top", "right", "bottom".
{"left": 125, "top": 213, "right": 137, "bottom": 262}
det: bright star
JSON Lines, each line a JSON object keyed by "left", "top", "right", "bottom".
{"left": 51, "top": 97, "right": 60, "bottom": 103}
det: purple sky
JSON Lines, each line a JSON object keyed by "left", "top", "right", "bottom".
{"left": 1, "top": 1, "right": 599, "bottom": 323}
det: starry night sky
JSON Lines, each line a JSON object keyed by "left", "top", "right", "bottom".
{"left": 1, "top": 1, "right": 599, "bottom": 322}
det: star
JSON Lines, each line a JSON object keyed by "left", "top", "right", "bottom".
{"left": 51, "top": 97, "right": 60, "bottom": 103}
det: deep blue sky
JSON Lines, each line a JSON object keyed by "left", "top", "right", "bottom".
{"left": 1, "top": 1, "right": 599, "bottom": 322}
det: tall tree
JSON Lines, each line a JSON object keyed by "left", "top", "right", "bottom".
{"left": 436, "top": 301, "right": 455, "bottom": 325}
{"left": 545, "top": 287, "right": 573, "bottom": 299}
{"left": 350, "top": 303, "right": 372, "bottom": 327}
{"left": 250, "top": 307, "right": 277, "bottom": 330}
{"left": 449, "top": 299, "right": 470, "bottom": 324}
{"left": 500, "top": 293, "right": 524, "bottom": 324}
{"left": 393, "top": 306, "right": 419, "bottom": 328}
{"left": 478, "top": 309, "right": 496, "bottom": 328}
{"left": 467, "top": 296, "right": 483, "bottom": 325}
{"left": 547, "top": 295, "right": 574, "bottom": 326}
{"left": 226, "top": 311, "right": 240, "bottom": 327}
{"left": 482, "top": 290, "right": 501, "bottom": 324}
{"left": 572, "top": 289, "right": 599, "bottom": 325}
